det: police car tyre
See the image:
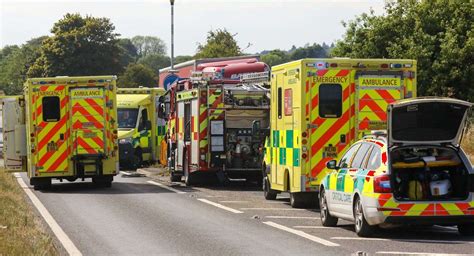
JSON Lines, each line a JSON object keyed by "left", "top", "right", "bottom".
{"left": 353, "top": 196, "right": 376, "bottom": 237}
{"left": 320, "top": 188, "right": 338, "bottom": 227}
{"left": 458, "top": 223, "right": 474, "bottom": 236}
{"left": 263, "top": 176, "right": 277, "bottom": 200}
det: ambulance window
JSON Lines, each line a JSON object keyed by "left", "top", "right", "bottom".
{"left": 367, "top": 147, "right": 381, "bottom": 170}
{"left": 319, "top": 84, "right": 342, "bottom": 118}
{"left": 278, "top": 87, "right": 282, "bottom": 119}
{"left": 339, "top": 143, "right": 360, "bottom": 168}
{"left": 351, "top": 143, "right": 372, "bottom": 169}
{"left": 42, "top": 96, "right": 60, "bottom": 122}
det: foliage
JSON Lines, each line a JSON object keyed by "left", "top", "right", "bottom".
{"left": 28, "top": 13, "right": 124, "bottom": 77}
{"left": 131, "top": 36, "right": 167, "bottom": 57}
{"left": 118, "top": 38, "right": 139, "bottom": 68}
{"left": 137, "top": 54, "right": 170, "bottom": 75}
{"left": 175, "top": 55, "right": 193, "bottom": 64}
{"left": 118, "top": 63, "right": 156, "bottom": 88}
{"left": 195, "top": 29, "right": 242, "bottom": 58}
{"left": 331, "top": 1, "right": 474, "bottom": 101}
{"left": 0, "top": 37, "right": 46, "bottom": 95}
{"left": 261, "top": 49, "right": 290, "bottom": 67}
{"left": 261, "top": 43, "right": 331, "bottom": 67}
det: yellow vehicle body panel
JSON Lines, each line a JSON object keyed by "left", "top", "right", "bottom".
{"left": 266, "top": 58, "right": 417, "bottom": 193}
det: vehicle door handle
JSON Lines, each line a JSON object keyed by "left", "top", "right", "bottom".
{"left": 60, "top": 134, "right": 64, "bottom": 140}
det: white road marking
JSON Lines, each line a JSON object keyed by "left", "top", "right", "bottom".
{"left": 119, "top": 171, "right": 132, "bottom": 175}
{"left": 197, "top": 199, "right": 243, "bottom": 214}
{"left": 240, "top": 208, "right": 305, "bottom": 211}
{"left": 263, "top": 221, "right": 339, "bottom": 247}
{"left": 293, "top": 226, "right": 337, "bottom": 229}
{"left": 376, "top": 252, "right": 472, "bottom": 256}
{"left": 219, "top": 200, "right": 249, "bottom": 203}
{"left": 331, "top": 237, "right": 474, "bottom": 244}
{"left": 15, "top": 174, "right": 82, "bottom": 256}
{"left": 265, "top": 216, "right": 320, "bottom": 220}
{"left": 147, "top": 181, "right": 186, "bottom": 194}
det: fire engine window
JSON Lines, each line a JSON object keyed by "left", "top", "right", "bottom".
{"left": 42, "top": 96, "right": 60, "bottom": 122}
{"left": 319, "top": 84, "right": 342, "bottom": 118}
{"left": 278, "top": 87, "right": 282, "bottom": 119}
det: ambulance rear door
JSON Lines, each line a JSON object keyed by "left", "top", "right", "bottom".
{"left": 356, "top": 71, "right": 404, "bottom": 138}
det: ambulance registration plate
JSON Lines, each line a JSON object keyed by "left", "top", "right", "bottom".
{"left": 323, "top": 145, "right": 337, "bottom": 158}
{"left": 83, "top": 132, "right": 97, "bottom": 138}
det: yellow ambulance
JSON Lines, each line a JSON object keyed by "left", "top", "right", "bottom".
{"left": 2, "top": 76, "right": 119, "bottom": 189}
{"left": 262, "top": 58, "right": 417, "bottom": 207}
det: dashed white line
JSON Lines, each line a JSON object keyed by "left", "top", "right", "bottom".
{"left": 240, "top": 208, "right": 305, "bottom": 211}
{"left": 263, "top": 221, "right": 339, "bottom": 247}
{"left": 15, "top": 174, "right": 82, "bottom": 256}
{"left": 197, "top": 199, "right": 243, "bottom": 214}
{"left": 147, "top": 181, "right": 186, "bottom": 194}
{"left": 265, "top": 216, "right": 320, "bottom": 220}
{"left": 331, "top": 237, "right": 474, "bottom": 244}
{"left": 376, "top": 252, "right": 472, "bottom": 256}
{"left": 293, "top": 226, "right": 337, "bottom": 229}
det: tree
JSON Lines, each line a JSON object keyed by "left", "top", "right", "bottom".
{"left": 332, "top": 1, "right": 474, "bottom": 101}
{"left": 137, "top": 54, "right": 170, "bottom": 75}
{"left": 131, "top": 36, "right": 166, "bottom": 57}
{"left": 175, "top": 55, "right": 193, "bottom": 64}
{"left": 28, "top": 13, "right": 124, "bottom": 77}
{"left": 290, "top": 43, "right": 328, "bottom": 60}
{"left": 118, "top": 63, "right": 156, "bottom": 88}
{"left": 118, "top": 38, "right": 139, "bottom": 68}
{"left": 0, "top": 37, "right": 47, "bottom": 94}
{"left": 195, "top": 29, "right": 242, "bottom": 58}
{"left": 261, "top": 49, "right": 290, "bottom": 67}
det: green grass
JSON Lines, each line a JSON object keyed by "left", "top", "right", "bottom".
{"left": 0, "top": 170, "right": 58, "bottom": 255}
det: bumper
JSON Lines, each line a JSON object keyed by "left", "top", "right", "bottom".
{"left": 384, "top": 215, "right": 474, "bottom": 225}
{"left": 119, "top": 143, "right": 135, "bottom": 166}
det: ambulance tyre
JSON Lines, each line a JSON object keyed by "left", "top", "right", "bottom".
{"left": 290, "top": 192, "right": 316, "bottom": 208}
{"left": 458, "top": 223, "right": 474, "bottom": 236}
{"left": 130, "top": 149, "right": 143, "bottom": 170}
{"left": 93, "top": 176, "right": 113, "bottom": 188}
{"left": 263, "top": 176, "right": 277, "bottom": 200}
{"left": 170, "top": 172, "right": 182, "bottom": 182}
{"left": 353, "top": 195, "right": 376, "bottom": 237}
{"left": 32, "top": 178, "right": 51, "bottom": 190}
{"left": 320, "top": 188, "right": 338, "bottom": 227}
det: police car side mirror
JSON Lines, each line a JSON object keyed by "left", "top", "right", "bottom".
{"left": 326, "top": 160, "right": 339, "bottom": 170}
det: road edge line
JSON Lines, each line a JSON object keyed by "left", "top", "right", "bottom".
{"left": 15, "top": 174, "right": 82, "bottom": 256}
{"left": 263, "top": 221, "right": 339, "bottom": 247}
{"left": 147, "top": 180, "right": 186, "bottom": 194}
{"left": 197, "top": 198, "right": 243, "bottom": 214}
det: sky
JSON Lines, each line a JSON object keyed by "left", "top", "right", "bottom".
{"left": 0, "top": 0, "right": 385, "bottom": 56}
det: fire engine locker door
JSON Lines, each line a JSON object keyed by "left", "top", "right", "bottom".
{"left": 356, "top": 72, "right": 403, "bottom": 138}
{"left": 34, "top": 85, "right": 69, "bottom": 173}
{"left": 309, "top": 70, "right": 351, "bottom": 184}
{"left": 70, "top": 87, "right": 107, "bottom": 156}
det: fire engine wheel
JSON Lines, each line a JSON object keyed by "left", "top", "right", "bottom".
{"left": 458, "top": 223, "right": 474, "bottom": 236}
{"left": 320, "top": 188, "right": 338, "bottom": 227}
{"left": 183, "top": 152, "right": 194, "bottom": 186}
{"left": 353, "top": 196, "right": 376, "bottom": 237}
{"left": 263, "top": 176, "right": 277, "bottom": 200}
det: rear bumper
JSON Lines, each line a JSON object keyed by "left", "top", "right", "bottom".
{"left": 384, "top": 215, "right": 474, "bottom": 225}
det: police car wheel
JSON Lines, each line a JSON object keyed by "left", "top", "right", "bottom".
{"left": 354, "top": 196, "right": 375, "bottom": 237}
{"left": 458, "top": 223, "right": 474, "bottom": 236}
{"left": 263, "top": 176, "right": 277, "bottom": 200}
{"left": 320, "top": 189, "right": 338, "bottom": 227}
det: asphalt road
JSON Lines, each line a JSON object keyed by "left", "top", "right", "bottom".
{"left": 20, "top": 171, "right": 474, "bottom": 256}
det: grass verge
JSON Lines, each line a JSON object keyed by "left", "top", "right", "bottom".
{"left": 0, "top": 170, "right": 58, "bottom": 255}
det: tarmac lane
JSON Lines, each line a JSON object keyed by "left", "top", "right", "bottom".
{"left": 20, "top": 172, "right": 346, "bottom": 256}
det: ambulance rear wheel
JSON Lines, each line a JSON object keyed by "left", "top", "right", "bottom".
{"left": 32, "top": 178, "right": 51, "bottom": 190}
{"left": 458, "top": 223, "right": 474, "bottom": 236}
{"left": 263, "top": 176, "right": 277, "bottom": 200}
{"left": 354, "top": 196, "right": 376, "bottom": 237}
{"left": 130, "top": 149, "right": 143, "bottom": 170}
{"left": 170, "top": 173, "right": 182, "bottom": 182}
{"left": 290, "top": 192, "right": 317, "bottom": 208}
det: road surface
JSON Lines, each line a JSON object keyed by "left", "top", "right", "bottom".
{"left": 19, "top": 171, "right": 474, "bottom": 255}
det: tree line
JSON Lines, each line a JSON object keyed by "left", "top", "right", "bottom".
{"left": 1, "top": 1, "right": 472, "bottom": 102}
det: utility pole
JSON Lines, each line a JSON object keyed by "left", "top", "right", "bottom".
{"left": 170, "top": 0, "right": 175, "bottom": 71}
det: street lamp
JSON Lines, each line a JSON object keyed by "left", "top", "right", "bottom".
{"left": 170, "top": 0, "right": 175, "bottom": 71}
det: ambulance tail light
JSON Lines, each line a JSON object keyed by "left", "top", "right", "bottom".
{"left": 302, "top": 146, "right": 308, "bottom": 153}
{"left": 380, "top": 64, "right": 389, "bottom": 69}
{"left": 302, "top": 153, "right": 308, "bottom": 159}
{"left": 390, "top": 63, "right": 402, "bottom": 69}
{"left": 302, "top": 139, "right": 307, "bottom": 145}
{"left": 302, "top": 132, "right": 308, "bottom": 138}
{"left": 329, "top": 63, "right": 338, "bottom": 68}
{"left": 374, "top": 174, "right": 391, "bottom": 193}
